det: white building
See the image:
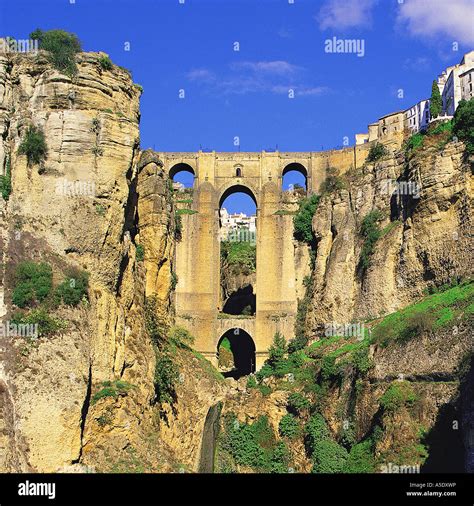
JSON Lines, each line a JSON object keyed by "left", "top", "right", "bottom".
{"left": 438, "top": 51, "right": 474, "bottom": 116}
{"left": 219, "top": 208, "right": 256, "bottom": 241}
{"left": 460, "top": 67, "right": 474, "bottom": 101}
{"left": 404, "top": 99, "right": 430, "bottom": 133}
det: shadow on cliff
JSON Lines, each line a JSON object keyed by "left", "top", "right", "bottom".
{"left": 421, "top": 355, "right": 473, "bottom": 473}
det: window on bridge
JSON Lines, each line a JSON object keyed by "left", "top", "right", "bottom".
{"left": 282, "top": 162, "right": 308, "bottom": 198}
{"left": 217, "top": 329, "right": 256, "bottom": 379}
{"left": 219, "top": 186, "right": 257, "bottom": 318}
{"left": 169, "top": 162, "right": 195, "bottom": 193}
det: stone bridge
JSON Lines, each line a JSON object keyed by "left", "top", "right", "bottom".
{"left": 158, "top": 148, "right": 371, "bottom": 371}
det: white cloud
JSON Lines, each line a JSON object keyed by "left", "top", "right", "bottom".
{"left": 318, "top": 0, "right": 378, "bottom": 30}
{"left": 230, "top": 60, "right": 302, "bottom": 75}
{"left": 397, "top": 0, "right": 474, "bottom": 45}
{"left": 186, "top": 68, "right": 215, "bottom": 82}
{"left": 186, "top": 61, "right": 328, "bottom": 97}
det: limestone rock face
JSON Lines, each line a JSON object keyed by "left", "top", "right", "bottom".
{"left": 307, "top": 143, "right": 473, "bottom": 330}
{"left": 0, "top": 51, "right": 154, "bottom": 472}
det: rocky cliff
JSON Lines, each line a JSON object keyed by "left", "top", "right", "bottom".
{"left": 0, "top": 48, "right": 472, "bottom": 475}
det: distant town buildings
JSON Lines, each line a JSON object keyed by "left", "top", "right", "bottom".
{"left": 355, "top": 50, "right": 474, "bottom": 145}
{"left": 219, "top": 208, "right": 256, "bottom": 242}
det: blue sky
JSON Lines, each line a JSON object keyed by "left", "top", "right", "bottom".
{"left": 2, "top": 0, "right": 473, "bottom": 213}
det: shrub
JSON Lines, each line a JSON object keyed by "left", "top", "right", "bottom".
{"left": 98, "top": 55, "right": 113, "bottom": 70}
{"left": 358, "top": 210, "right": 383, "bottom": 272}
{"left": 30, "top": 29, "right": 81, "bottom": 76}
{"left": 380, "top": 381, "right": 417, "bottom": 412}
{"left": 246, "top": 375, "right": 257, "bottom": 388}
{"left": 220, "top": 241, "right": 256, "bottom": 275}
{"left": 18, "top": 126, "right": 47, "bottom": 166}
{"left": 311, "top": 439, "right": 348, "bottom": 473}
{"left": 11, "top": 308, "right": 65, "bottom": 337}
{"left": 12, "top": 261, "right": 53, "bottom": 308}
{"left": 153, "top": 350, "right": 179, "bottom": 405}
{"left": 293, "top": 194, "right": 320, "bottom": 244}
{"left": 304, "top": 414, "right": 330, "bottom": 455}
{"left": 287, "top": 392, "right": 311, "bottom": 416}
{"left": 91, "top": 380, "right": 134, "bottom": 405}
{"left": 405, "top": 132, "right": 425, "bottom": 153}
{"left": 453, "top": 98, "right": 474, "bottom": 154}
{"left": 0, "top": 155, "right": 11, "bottom": 201}
{"left": 169, "top": 325, "right": 194, "bottom": 347}
{"left": 54, "top": 270, "right": 89, "bottom": 307}
{"left": 398, "top": 311, "right": 435, "bottom": 342}
{"left": 430, "top": 80, "right": 442, "bottom": 119}
{"left": 279, "top": 413, "right": 300, "bottom": 439}
{"left": 219, "top": 414, "right": 286, "bottom": 472}
{"left": 320, "top": 168, "right": 345, "bottom": 194}
{"left": 366, "top": 143, "right": 388, "bottom": 163}
{"left": 136, "top": 244, "right": 145, "bottom": 261}
{"left": 343, "top": 440, "right": 376, "bottom": 473}
{"left": 171, "top": 271, "right": 178, "bottom": 290}
{"left": 270, "top": 442, "right": 291, "bottom": 473}
{"left": 351, "top": 345, "right": 373, "bottom": 376}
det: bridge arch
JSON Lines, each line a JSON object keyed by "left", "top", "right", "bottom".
{"left": 218, "top": 183, "right": 258, "bottom": 210}
{"left": 282, "top": 162, "right": 308, "bottom": 192}
{"left": 169, "top": 162, "right": 196, "bottom": 189}
{"left": 217, "top": 327, "right": 256, "bottom": 379}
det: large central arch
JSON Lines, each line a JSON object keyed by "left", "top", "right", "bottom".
{"left": 218, "top": 183, "right": 258, "bottom": 210}
{"left": 217, "top": 328, "right": 256, "bottom": 379}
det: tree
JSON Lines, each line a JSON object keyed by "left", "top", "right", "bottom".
{"left": 311, "top": 439, "right": 348, "bottom": 473}
{"left": 430, "top": 80, "right": 442, "bottom": 119}
{"left": 453, "top": 98, "right": 474, "bottom": 154}
{"left": 267, "top": 332, "right": 287, "bottom": 370}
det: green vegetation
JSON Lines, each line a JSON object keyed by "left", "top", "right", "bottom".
{"left": 169, "top": 325, "right": 195, "bottom": 347}
{"left": 136, "top": 244, "right": 145, "bottom": 262}
{"left": 30, "top": 29, "right": 81, "bottom": 76}
{"left": 405, "top": 132, "right": 425, "bottom": 153}
{"left": 293, "top": 194, "right": 320, "bottom": 244}
{"left": 343, "top": 440, "right": 376, "bottom": 473}
{"left": 320, "top": 167, "right": 345, "bottom": 194}
{"left": 18, "top": 126, "right": 47, "bottom": 167}
{"left": 11, "top": 308, "right": 66, "bottom": 337}
{"left": 144, "top": 296, "right": 179, "bottom": 406}
{"left": 220, "top": 240, "right": 256, "bottom": 275}
{"left": 134, "top": 84, "right": 144, "bottom": 93}
{"left": 366, "top": 143, "right": 388, "bottom": 163}
{"left": 54, "top": 270, "right": 89, "bottom": 307}
{"left": 304, "top": 414, "right": 330, "bottom": 454}
{"left": 91, "top": 380, "right": 135, "bottom": 405}
{"left": 287, "top": 392, "right": 311, "bottom": 416}
{"left": 0, "top": 155, "right": 11, "bottom": 201}
{"left": 311, "top": 439, "right": 348, "bottom": 473}
{"left": 279, "top": 413, "right": 300, "bottom": 439}
{"left": 12, "top": 261, "right": 53, "bottom": 308}
{"left": 98, "top": 55, "right": 113, "bottom": 70}
{"left": 174, "top": 212, "right": 182, "bottom": 240}
{"left": 371, "top": 280, "right": 473, "bottom": 347}
{"left": 430, "top": 80, "right": 442, "bottom": 119}
{"left": 176, "top": 208, "right": 198, "bottom": 215}
{"left": 95, "top": 204, "right": 106, "bottom": 216}
{"left": 218, "top": 414, "right": 291, "bottom": 472}
{"left": 358, "top": 210, "right": 383, "bottom": 272}
{"left": 170, "top": 271, "right": 178, "bottom": 291}
{"left": 453, "top": 97, "right": 474, "bottom": 154}
{"left": 380, "top": 381, "right": 417, "bottom": 412}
